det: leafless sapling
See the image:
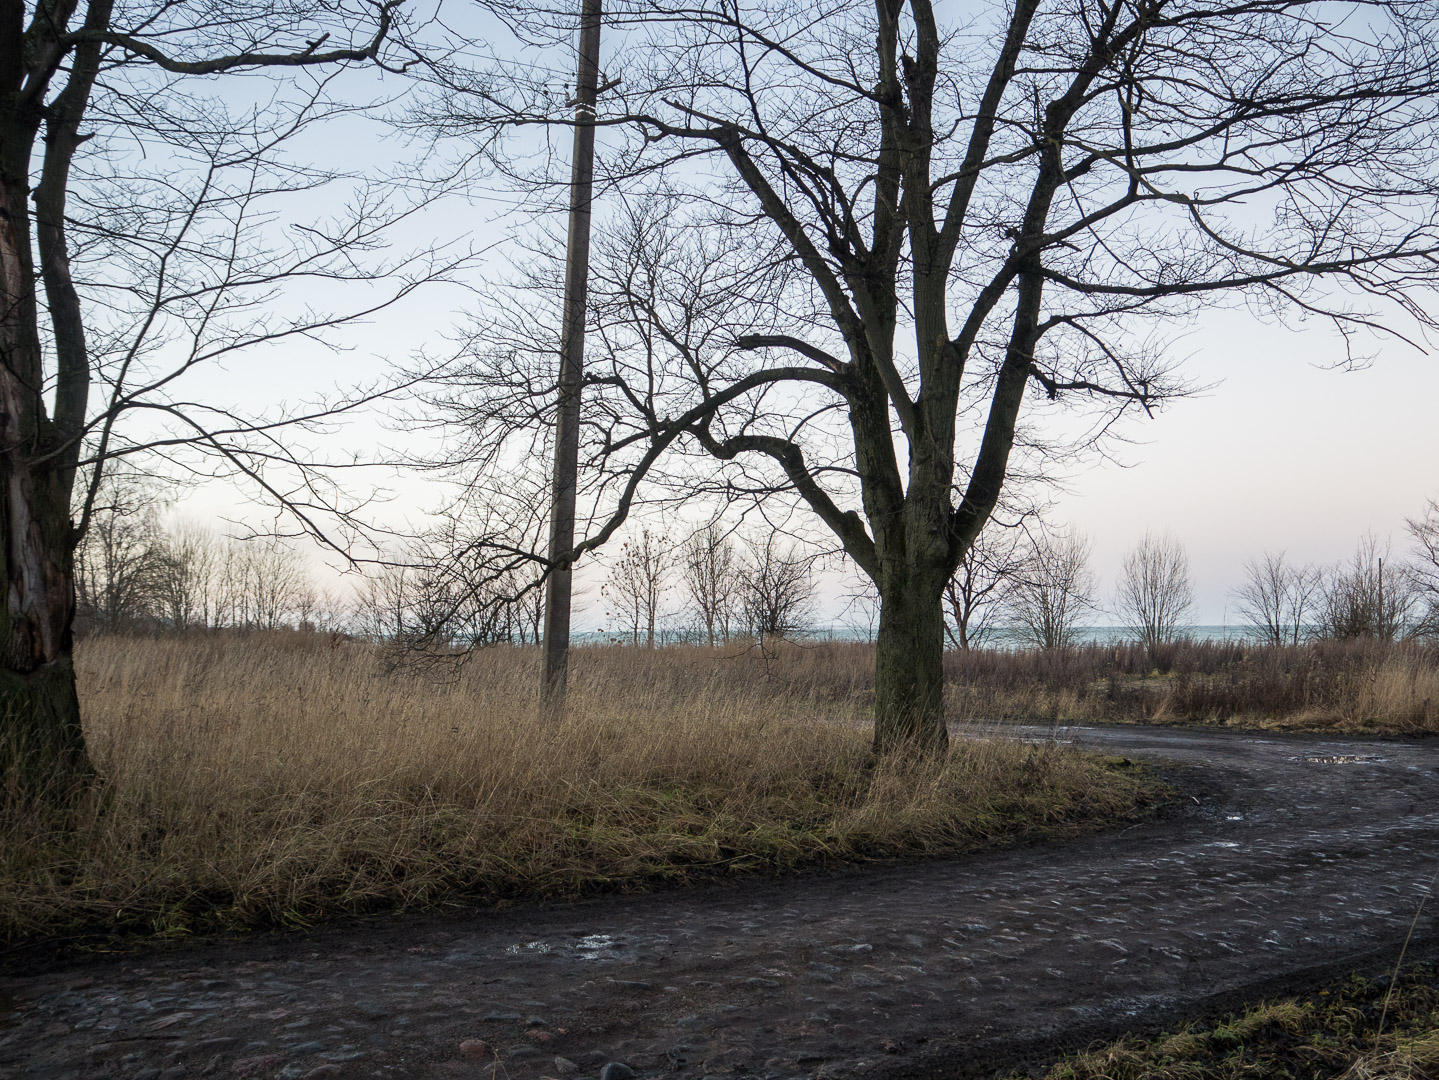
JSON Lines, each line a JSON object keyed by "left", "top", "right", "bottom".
{"left": 1003, "top": 529, "right": 1096, "bottom": 650}
{"left": 602, "top": 528, "right": 671, "bottom": 646}
{"left": 680, "top": 523, "right": 740, "bottom": 646}
{"left": 1116, "top": 531, "right": 1195, "bottom": 652}
{"left": 1232, "top": 551, "right": 1321, "bottom": 646}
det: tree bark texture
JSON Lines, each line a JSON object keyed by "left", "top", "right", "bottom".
{"left": 872, "top": 576, "right": 948, "bottom": 755}
{"left": 0, "top": 108, "right": 90, "bottom": 796}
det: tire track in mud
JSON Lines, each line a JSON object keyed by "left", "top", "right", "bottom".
{"left": 3, "top": 725, "right": 1438, "bottom": 1080}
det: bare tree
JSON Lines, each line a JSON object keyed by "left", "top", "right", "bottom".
{"left": 427, "top": 0, "right": 1439, "bottom": 754}
{"left": 1233, "top": 551, "right": 1321, "bottom": 646}
{"left": 1407, "top": 499, "right": 1439, "bottom": 639}
{"left": 1, "top": 1, "right": 442, "bottom": 794}
{"left": 73, "top": 471, "right": 168, "bottom": 634}
{"left": 680, "top": 524, "right": 741, "bottom": 646}
{"left": 153, "top": 522, "right": 221, "bottom": 632}
{"left": 944, "top": 518, "right": 1032, "bottom": 651}
{"left": 737, "top": 534, "right": 815, "bottom": 643}
{"left": 602, "top": 529, "right": 671, "bottom": 646}
{"left": 1116, "top": 531, "right": 1195, "bottom": 651}
{"left": 1317, "top": 534, "right": 1418, "bottom": 641}
{"left": 1004, "top": 529, "right": 1095, "bottom": 650}
{"left": 240, "top": 544, "right": 314, "bottom": 632}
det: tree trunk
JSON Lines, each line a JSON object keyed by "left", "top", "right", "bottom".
{"left": 0, "top": 105, "right": 90, "bottom": 798}
{"left": 872, "top": 574, "right": 948, "bottom": 755}
{"left": 0, "top": 449, "right": 89, "bottom": 797}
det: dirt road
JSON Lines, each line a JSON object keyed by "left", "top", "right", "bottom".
{"left": 3, "top": 725, "right": 1437, "bottom": 1080}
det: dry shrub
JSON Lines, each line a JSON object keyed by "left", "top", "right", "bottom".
{"left": 943, "top": 638, "right": 1439, "bottom": 731}
{"left": 0, "top": 634, "right": 1155, "bottom": 946}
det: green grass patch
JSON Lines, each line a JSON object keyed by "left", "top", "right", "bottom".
{"left": 1016, "top": 964, "right": 1439, "bottom": 1080}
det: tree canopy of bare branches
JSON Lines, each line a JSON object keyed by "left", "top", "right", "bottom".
{"left": 1004, "top": 529, "right": 1095, "bottom": 649}
{"left": 1232, "top": 552, "right": 1320, "bottom": 646}
{"left": 1116, "top": 531, "right": 1194, "bottom": 651}
{"left": 424, "top": 0, "right": 1439, "bottom": 752}
{"left": 1316, "top": 534, "right": 1418, "bottom": 641}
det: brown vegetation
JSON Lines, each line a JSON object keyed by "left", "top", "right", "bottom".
{"left": 0, "top": 635, "right": 1158, "bottom": 948}
{"left": 944, "top": 637, "right": 1439, "bottom": 733}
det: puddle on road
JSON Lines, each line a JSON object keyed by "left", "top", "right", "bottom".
{"left": 1301, "top": 754, "right": 1386, "bottom": 765}
{"left": 505, "top": 941, "right": 553, "bottom": 955}
{"left": 504, "top": 934, "right": 622, "bottom": 960}
{"left": 576, "top": 934, "right": 619, "bottom": 959}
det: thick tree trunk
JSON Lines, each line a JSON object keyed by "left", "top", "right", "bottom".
{"left": 0, "top": 98, "right": 91, "bottom": 798}
{"left": 872, "top": 574, "right": 949, "bottom": 755}
{"left": 0, "top": 390, "right": 89, "bottom": 795}
{"left": 0, "top": 438, "right": 89, "bottom": 798}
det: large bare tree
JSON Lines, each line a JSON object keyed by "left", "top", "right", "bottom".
{"left": 1, "top": 0, "right": 434, "bottom": 794}
{"left": 428, "top": 0, "right": 1439, "bottom": 752}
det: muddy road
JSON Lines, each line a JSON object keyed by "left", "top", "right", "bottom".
{"left": 3, "top": 725, "right": 1438, "bottom": 1080}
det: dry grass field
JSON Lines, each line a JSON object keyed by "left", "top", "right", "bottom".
{"left": 944, "top": 638, "right": 1439, "bottom": 732}
{"left": 0, "top": 635, "right": 1160, "bottom": 947}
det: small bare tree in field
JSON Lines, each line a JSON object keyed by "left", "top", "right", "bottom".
{"left": 739, "top": 535, "right": 815, "bottom": 643}
{"left": 681, "top": 525, "right": 740, "bottom": 646}
{"left": 1408, "top": 500, "right": 1439, "bottom": 639}
{"left": 1117, "top": 532, "right": 1195, "bottom": 651}
{"left": 1233, "top": 552, "right": 1321, "bottom": 646}
{"left": 355, "top": 556, "right": 532, "bottom": 654}
{"left": 603, "top": 530, "right": 672, "bottom": 647}
{"left": 74, "top": 471, "right": 168, "bottom": 634}
{"left": 1317, "top": 534, "right": 1418, "bottom": 641}
{"left": 153, "top": 523, "right": 221, "bottom": 632}
{"left": 241, "top": 545, "right": 314, "bottom": 632}
{"left": 944, "top": 519, "right": 1032, "bottom": 650}
{"left": 1004, "top": 530, "right": 1095, "bottom": 649}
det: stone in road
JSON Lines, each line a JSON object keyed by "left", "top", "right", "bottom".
{"left": 2, "top": 725, "right": 1437, "bottom": 1080}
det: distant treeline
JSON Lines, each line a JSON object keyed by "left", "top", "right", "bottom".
{"left": 77, "top": 472, "right": 1439, "bottom": 655}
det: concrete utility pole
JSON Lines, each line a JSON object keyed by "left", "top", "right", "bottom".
{"left": 540, "top": 0, "right": 603, "bottom": 723}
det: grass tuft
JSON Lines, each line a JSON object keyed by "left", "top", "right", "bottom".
{"left": 1016, "top": 966, "right": 1439, "bottom": 1080}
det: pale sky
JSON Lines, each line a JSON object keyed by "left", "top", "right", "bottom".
{"left": 144, "top": 12, "right": 1439, "bottom": 633}
{"left": 1049, "top": 308, "right": 1439, "bottom": 625}
{"left": 173, "top": 293, "right": 1437, "bottom": 631}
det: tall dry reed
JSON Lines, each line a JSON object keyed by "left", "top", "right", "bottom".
{"left": 0, "top": 634, "right": 1154, "bottom": 946}
{"left": 943, "top": 638, "right": 1439, "bottom": 731}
